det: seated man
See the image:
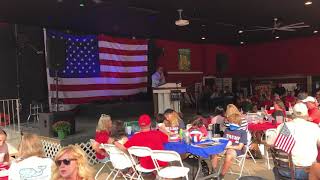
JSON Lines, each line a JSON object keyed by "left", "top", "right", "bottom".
{"left": 309, "top": 163, "right": 320, "bottom": 180}
{"left": 211, "top": 113, "right": 247, "bottom": 179}
{"left": 115, "top": 114, "right": 168, "bottom": 170}
{"left": 273, "top": 103, "right": 320, "bottom": 180}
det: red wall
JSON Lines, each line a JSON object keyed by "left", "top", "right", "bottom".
{"left": 155, "top": 40, "right": 205, "bottom": 86}
{"left": 155, "top": 36, "right": 320, "bottom": 86}
{"left": 236, "top": 36, "right": 320, "bottom": 76}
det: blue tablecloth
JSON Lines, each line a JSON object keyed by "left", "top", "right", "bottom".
{"left": 164, "top": 139, "right": 228, "bottom": 158}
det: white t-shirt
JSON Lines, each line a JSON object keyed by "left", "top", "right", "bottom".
{"left": 276, "top": 118, "right": 320, "bottom": 166}
{"left": 8, "top": 156, "right": 53, "bottom": 180}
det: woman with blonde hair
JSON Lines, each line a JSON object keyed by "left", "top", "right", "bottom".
{"left": 92, "top": 114, "right": 113, "bottom": 163}
{"left": 163, "top": 109, "right": 185, "bottom": 129}
{"left": 8, "top": 133, "right": 53, "bottom": 180}
{"left": 224, "top": 104, "right": 248, "bottom": 130}
{"left": 51, "top": 145, "right": 95, "bottom": 180}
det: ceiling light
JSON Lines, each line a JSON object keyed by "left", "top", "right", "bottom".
{"left": 305, "top": 0, "right": 312, "bottom": 5}
{"left": 238, "top": 30, "right": 243, "bottom": 34}
{"left": 313, "top": 30, "right": 318, "bottom": 34}
{"left": 275, "top": 36, "right": 280, "bottom": 39}
{"left": 175, "top": 19, "right": 189, "bottom": 26}
{"left": 79, "top": 0, "right": 85, "bottom": 7}
{"left": 240, "top": 41, "right": 244, "bottom": 45}
{"left": 201, "top": 37, "right": 206, "bottom": 40}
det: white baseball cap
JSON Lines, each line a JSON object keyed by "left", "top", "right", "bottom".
{"left": 293, "top": 103, "right": 308, "bottom": 117}
{"left": 302, "top": 96, "right": 316, "bottom": 103}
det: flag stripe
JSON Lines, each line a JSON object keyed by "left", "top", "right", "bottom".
{"left": 58, "top": 95, "right": 139, "bottom": 104}
{"left": 99, "top": 60, "right": 148, "bottom": 67}
{"left": 98, "top": 35, "right": 147, "bottom": 45}
{"left": 100, "top": 72, "right": 147, "bottom": 78}
{"left": 48, "top": 77, "right": 147, "bottom": 85}
{"left": 100, "top": 65, "right": 148, "bottom": 73}
{"left": 99, "top": 53, "right": 147, "bottom": 62}
{"left": 50, "top": 83, "right": 148, "bottom": 91}
{"left": 50, "top": 88, "right": 147, "bottom": 98}
{"left": 99, "top": 47, "right": 147, "bottom": 56}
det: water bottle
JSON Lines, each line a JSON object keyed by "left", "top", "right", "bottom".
{"left": 207, "top": 130, "right": 212, "bottom": 140}
{"left": 184, "top": 130, "right": 190, "bottom": 144}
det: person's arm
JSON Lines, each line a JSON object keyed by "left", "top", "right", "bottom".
{"left": 3, "top": 152, "right": 9, "bottom": 164}
{"left": 226, "top": 143, "right": 244, "bottom": 151}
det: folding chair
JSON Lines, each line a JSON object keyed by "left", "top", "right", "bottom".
{"left": 219, "top": 131, "right": 254, "bottom": 178}
{"left": 100, "top": 144, "right": 135, "bottom": 180}
{"left": 260, "top": 128, "right": 277, "bottom": 170}
{"left": 270, "top": 147, "right": 295, "bottom": 180}
{"left": 127, "top": 146, "right": 157, "bottom": 180}
{"left": 151, "top": 150, "right": 189, "bottom": 180}
{"left": 90, "top": 139, "right": 112, "bottom": 180}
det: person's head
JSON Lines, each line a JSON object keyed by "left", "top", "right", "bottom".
{"left": 251, "top": 104, "right": 258, "bottom": 113}
{"left": 302, "top": 96, "right": 318, "bottom": 110}
{"left": 227, "top": 114, "right": 242, "bottom": 125}
{"left": 315, "top": 89, "right": 320, "bottom": 99}
{"left": 96, "top": 114, "right": 112, "bottom": 132}
{"left": 52, "top": 145, "right": 95, "bottom": 180}
{"left": 191, "top": 117, "right": 204, "bottom": 128}
{"left": 163, "top": 109, "right": 181, "bottom": 127}
{"left": 18, "top": 134, "right": 44, "bottom": 159}
{"left": 297, "top": 92, "right": 308, "bottom": 103}
{"left": 0, "top": 129, "right": 7, "bottom": 147}
{"left": 138, "top": 114, "right": 151, "bottom": 131}
{"left": 214, "top": 106, "right": 225, "bottom": 116}
{"left": 155, "top": 113, "right": 165, "bottom": 123}
{"left": 225, "top": 104, "right": 241, "bottom": 118}
{"left": 292, "top": 103, "right": 309, "bottom": 120}
{"left": 274, "top": 99, "right": 285, "bottom": 111}
{"left": 110, "top": 120, "right": 126, "bottom": 140}
{"left": 157, "top": 66, "right": 163, "bottom": 73}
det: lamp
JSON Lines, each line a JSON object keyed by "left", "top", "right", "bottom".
{"left": 175, "top": 9, "right": 189, "bottom": 26}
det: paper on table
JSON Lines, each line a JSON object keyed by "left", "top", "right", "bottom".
{"left": 191, "top": 141, "right": 221, "bottom": 148}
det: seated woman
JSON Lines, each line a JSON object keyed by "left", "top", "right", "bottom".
{"left": 0, "top": 129, "right": 9, "bottom": 165}
{"left": 211, "top": 114, "right": 247, "bottom": 179}
{"left": 268, "top": 99, "right": 286, "bottom": 120}
{"left": 109, "top": 120, "right": 128, "bottom": 145}
{"left": 210, "top": 106, "right": 225, "bottom": 136}
{"left": 8, "top": 134, "right": 53, "bottom": 180}
{"left": 188, "top": 117, "right": 208, "bottom": 142}
{"left": 51, "top": 145, "right": 95, "bottom": 180}
{"left": 162, "top": 109, "right": 185, "bottom": 140}
{"left": 224, "top": 104, "right": 248, "bottom": 130}
{"left": 92, "top": 114, "right": 113, "bottom": 163}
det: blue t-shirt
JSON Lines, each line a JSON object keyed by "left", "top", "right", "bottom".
{"left": 223, "top": 128, "right": 248, "bottom": 156}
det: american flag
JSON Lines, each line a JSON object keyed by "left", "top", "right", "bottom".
{"left": 274, "top": 123, "right": 295, "bottom": 154}
{"left": 46, "top": 31, "right": 148, "bottom": 110}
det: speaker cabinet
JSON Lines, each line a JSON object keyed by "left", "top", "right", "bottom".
{"left": 47, "top": 38, "right": 66, "bottom": 69}
{"left": 216, "top": 53, "right": 229, "bottom": 73}
{"left": 39, "top": 111, "right": 75, "bottom": 137}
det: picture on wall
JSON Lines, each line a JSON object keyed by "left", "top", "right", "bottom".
{"left": 178, "top": 49, "right": 191, "bottom": 71}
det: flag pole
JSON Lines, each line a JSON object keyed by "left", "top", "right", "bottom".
{"left": 43, "top": 28, "right": 53, "bottom": 112}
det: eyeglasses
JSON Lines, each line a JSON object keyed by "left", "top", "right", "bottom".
{"left": 55, "top": 158, "right": 76, "bottom": 167}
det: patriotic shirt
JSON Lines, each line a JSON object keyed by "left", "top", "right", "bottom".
{"left": 276, "top": 118, "right": 320, "bottom": 166}
{"left": 223, "top": 128, "right": 247, "bottom": 156}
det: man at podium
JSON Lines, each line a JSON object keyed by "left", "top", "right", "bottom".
{"left": 152, "top": 66, "right": 166, "bottom": 88}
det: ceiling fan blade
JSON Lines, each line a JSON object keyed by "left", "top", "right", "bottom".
{"left": 215, "top": 22, "right": 238, "bottom": 27}
{"left": 244, "top": 28, "right": 275, "bottom": 32}
{"left": 277, "top": 27, "right": 296, "bottom": 31}
{"left": 284, "top": 22, "right": 306, "bottom": 27}
{"left": 128, "top": 6, "right": 159, "bottom": 14}
{"left": 252, "top": 25, "right": 274, "bottom": 29}
{"left": 281, "top": 25, "right": 310, "bottom": 29}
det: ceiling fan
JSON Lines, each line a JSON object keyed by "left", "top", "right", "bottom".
{"left": 243, "top": 18, "right": 310, "bottom": 33}
{"left": 175, "top": 9, "right": 189, "bottom": 26}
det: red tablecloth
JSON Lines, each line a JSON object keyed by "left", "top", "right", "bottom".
{"left": 248, "top": 122, "right": 279, "bottom": 131}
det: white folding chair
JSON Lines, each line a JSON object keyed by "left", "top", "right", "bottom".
{"left": 264, "top": 128, "right": 277, "bottom": 169}
{"left": 219, "top": 131, "right": 253, "bottom": 178}
{"left": 127, "top": 146, "right": 157, "bottom": 180}
{"left": 90, "top": 139, "right": 113, "bottom": 180}
{"left": 151, "top": 150, "right": 189, "bottom": 180}
{"left": 100, "top": 144, "right": 135, "bottom": 180}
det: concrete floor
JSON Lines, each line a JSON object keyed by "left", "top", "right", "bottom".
{"left": 93, "top": 157, "right": 275, "bottom": 180}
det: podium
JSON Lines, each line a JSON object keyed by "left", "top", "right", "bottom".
{"left": 153, "top": 83, "right": 186, "bottom": 114}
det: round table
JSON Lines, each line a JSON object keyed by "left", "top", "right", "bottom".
{"left": 248, "top": 122, "right": 279, "bottom": 131}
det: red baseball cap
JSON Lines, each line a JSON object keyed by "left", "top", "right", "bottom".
{"left": 138, "top": 114, "right": 151, "bottom": 127}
